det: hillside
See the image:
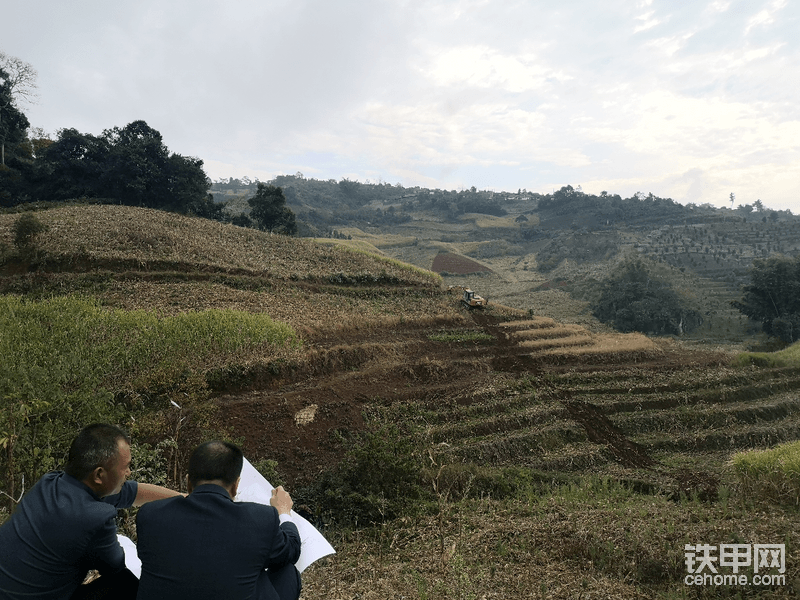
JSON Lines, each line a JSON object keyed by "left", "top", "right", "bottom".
{"left": 213, "top": 177, "right": 800, "bottom": 346}
{"left": 0, "top": 205, "right": 444, "bottom": 331}
{"left": 2, "top": 205, "right": 799, "bottom": 598}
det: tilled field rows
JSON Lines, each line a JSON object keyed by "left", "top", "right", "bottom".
{"left": 220, "top": 300, "right": 800, "bottom": 497}
{"left": 410, "top": 314, "right": 800, "bottom": 494}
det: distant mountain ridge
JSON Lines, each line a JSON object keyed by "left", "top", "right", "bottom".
{"left": 207, "top": 177, "right": 799, "bottom": 346}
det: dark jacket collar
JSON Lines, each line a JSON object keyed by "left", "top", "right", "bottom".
{"left": 60, "top": 470, "right": 102, "bottom": 501}
{"left": 190, "top": 483, "right": 233, "bottom": 501}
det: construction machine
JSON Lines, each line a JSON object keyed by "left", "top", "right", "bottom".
{"left": 461, "top": 288, "right": 488, "bottom": 309}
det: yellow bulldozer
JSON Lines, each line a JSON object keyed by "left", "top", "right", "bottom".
{"left": 460, "top": 288, "right": 488, "bottom": 310}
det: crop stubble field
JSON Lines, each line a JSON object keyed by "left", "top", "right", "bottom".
{"left": 2, "top": 206, "right": 799, "bottom": 598}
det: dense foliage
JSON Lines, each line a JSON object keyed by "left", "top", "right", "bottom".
{"left": 536, "top": 185, "right": 699, "bottom": 230}
{"left": 1, "top": 120, "right": 215, "bottom": 214}
{"left": 248, "top": 183, "right": 297, "bottom": 234}
{"left": 733, "top": 255, "right": 800, "bottom": 343}
{"left": 593, "top": 259, "right": 703, "bottom": 335}
{"left": 300, "top": 422, "right": 429, "bottom": 526}
{"left": 0, "top": 295, "right": 298, "bottom": 508}
{"left": 536, "top": 231, "right": 621, "bottom": 272}
{"left": 213, "top": 175, "right": 510, "bottom": 234}
{"left": 0, "top": 68, "right": 30, "bottom": 166}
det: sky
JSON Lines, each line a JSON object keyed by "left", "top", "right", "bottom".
{"left": 2, "top": 0, "right": 799, "bottom": 213}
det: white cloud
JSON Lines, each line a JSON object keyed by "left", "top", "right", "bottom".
{"left": 709, "top": 0, "right": 730, "bottom": 12}
{"left": 745, "top": 0, "right": 788, "bottom": 34}
{"left": 422, "top": 45, "right": 571, "bottom": 93}
{"left": 2, "top": 0, "right": 799, "bottom": 212}
{"left": 634, "top": 10, "right": 663, "bottom": 33}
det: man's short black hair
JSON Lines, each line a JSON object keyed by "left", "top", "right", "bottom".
{"left": 64, "top": 423, "right": 131, "bottom": 481}
{"left": 188, "top": 441, "right": 244, "bottom": 487}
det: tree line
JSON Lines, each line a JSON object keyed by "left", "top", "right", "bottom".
{"left": 0, "top": 52, "right": 296, "bottom": 235}
{"left": 733, "top": 255, "right": 800, "bottom": 344}
{"left": 590, "top": 254, "right": 800, "bottom": 344}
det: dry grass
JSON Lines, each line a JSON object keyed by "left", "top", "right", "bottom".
{"left": 731, "top": 440, "right": 800, "bottom": 506}
{"left": 325, "top": 230, "right": 420, "bottom": 249}
{"left": 92, "top": 279, "right": 461, "bottom": 338}
{"left": 553, "top": 332, "right": 656, "bottom": 354}
{"left": 518, "top": 335, "right": 594, "bottom": 351}
{"left": 512, "top": 324, "right": 588, "bottom": 341}
{"left": 530, "top": 333, "right": 661, "bottom": 364}
{"left": 313, "top": 238, "right": 386, "bottom": 254}
{"left": 498, "top": 317, "right": 557, "bottom": 330}
{"left": 302, "top": 490, "right": 800, "bottom": 599}
{"left": 0, "top": 205, "right": 440, "bottom": 286}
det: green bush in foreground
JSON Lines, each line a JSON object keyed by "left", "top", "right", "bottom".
{"left": 733, "top": 340, "right": 800, "bottom": 368}
{"left": 731, "top": 440, "right": 800, "bottom": 506}
{"left": 301, "top": 423, "right": 429, "bottom": 527}
{"left": 0, "top": 294, "right": 298, "bottom": 505}
{"left": 12, "top": 213, "right": 49, "bottom": 250}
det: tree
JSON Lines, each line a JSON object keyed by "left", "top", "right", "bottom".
{"left": 31, "top": 128, "right": 109, "bottom": 200}
{"left": 0, "top": 82, "right": 29, "bottom": 166}
{"left": 593, "top": 259, "right": 702, "bottom": 335}
{"left": 0, "top": 52, "right": 37, "bottom": 166}
{"left": 733, "top": 255, "right": 800, "bottom": 343}
{"left": 12, "top": 213, "right": 48, "bottom": 250}
{"left": 28, "top": 120, "right": 210, "bottom": 210}
{"left": 100, "top": 120, "right": 170, "bottom": 206}
{"left": 165, "top": 154, "right": 215, "bottom": 215}
{"left": 248, "top": 183, "right": 297, "bottom": 234}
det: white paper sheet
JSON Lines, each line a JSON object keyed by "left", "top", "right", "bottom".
{"left": 235, "top": 457, "right": 336, "bottom": 573}
{"left": 117, "top": 534, "right": 142, "bottom": 578}
{"left": 118, "top": 457, "right": 335, "bottom": 578}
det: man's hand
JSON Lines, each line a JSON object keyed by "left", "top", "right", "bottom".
{"left": 270, "top": 485, "right": 293, "bottom": 515}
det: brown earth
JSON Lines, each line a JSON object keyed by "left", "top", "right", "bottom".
{"left": 217, "top": 307, "right": 727, "bottom": 488}
{"left": 430, "top": 251, "right": 493, "bottom": 275}
{"left": 0, "top": 206, "right": 738, "bottom": 490}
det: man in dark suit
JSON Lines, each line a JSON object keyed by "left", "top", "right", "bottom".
{"left": 135, "top": 440, "right": 302, "bottom": 600}
{"left": 0, "top": 423, "right": 183, "bottom": 600}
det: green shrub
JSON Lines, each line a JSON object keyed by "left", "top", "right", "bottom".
{"left": 730, "top": 440, "right": 800, "bottom": 506}
{"left": 427, "top": 330, "right": 494, "bottom": 343}
{"left": 0, "top": 295, "right": 298, "bottom": 504}
{"left": 733, "top": 340, "right": 800, "bottom": 368}
{"left": 252, "top": 457, "right": 285, "bottom": 489}
{"left": 300, "top": 423, "right": 429, "bottom": 526}
{"left": 12, "top": 213, "right": 48, "bottom": 250}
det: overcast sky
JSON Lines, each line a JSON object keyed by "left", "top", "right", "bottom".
{"left": 2, "top": 0, "right": 798, "bottom": 212}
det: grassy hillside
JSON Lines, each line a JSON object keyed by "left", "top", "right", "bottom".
{"left": 0, "top": 205, "right": 446, "bottom": 332}
{"left": 2, "top": 204, "right": 800, "bottom": 598}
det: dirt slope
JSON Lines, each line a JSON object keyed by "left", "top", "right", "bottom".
{"left": 4, "top": 205, "right": 798, "bottom": 498}
{"left": 216, "top": 306, "right": 739, "bottom": 490}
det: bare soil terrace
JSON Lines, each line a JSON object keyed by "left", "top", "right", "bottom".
{"left": 4, "top": 206, "right": 799, "bottom": 597}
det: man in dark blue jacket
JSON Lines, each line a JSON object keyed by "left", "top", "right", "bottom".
{"left": 135, "top": 440, "right": 302, "bottom": 600}
{"left": 0, "top": 423, "right": 183, "bottom": 600}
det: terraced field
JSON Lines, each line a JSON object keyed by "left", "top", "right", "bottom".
{"left": 442, "top": 318, "right": 800, "bottom": 494}
{"left": 219, "top": 303, "right": 800, "bottom": 510}
{"left": 4, "top": 205, "right": 799, "bottom": 597}
{"left": 229, "top": 305, "right": 800, "bottom": 597}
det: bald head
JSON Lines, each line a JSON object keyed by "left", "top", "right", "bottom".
{"left": 187, "top": 441, "right": 243, "bottom": 492}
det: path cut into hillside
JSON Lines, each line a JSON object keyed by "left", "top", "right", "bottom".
{"left": 217, "top": 302, "right": 800, "bottom": 499}
{"left": 3, "top": 205, "right": 799, "bottom": 501}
